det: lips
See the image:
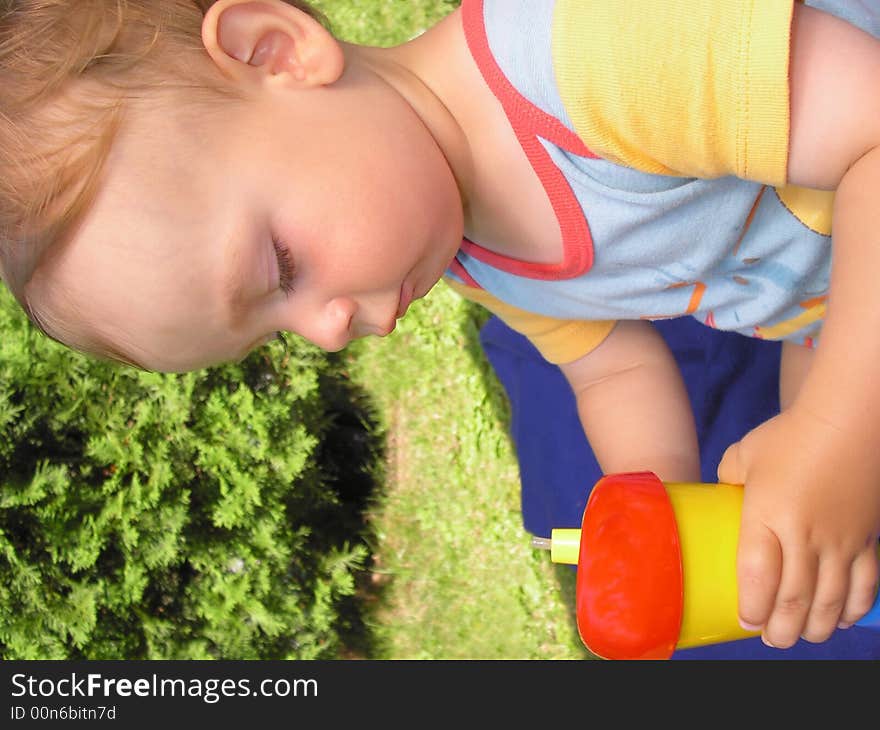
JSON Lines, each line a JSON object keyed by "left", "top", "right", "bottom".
{"left": 396, "top": 281, "right": 415, "bottom": 319}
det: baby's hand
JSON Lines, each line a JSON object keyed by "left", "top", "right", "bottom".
{"left": 717, "top": 406, "right": 880, "bottom": 648}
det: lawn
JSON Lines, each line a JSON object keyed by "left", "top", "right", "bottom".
{"left": 347, "top": 284, "right": 591, "bottom": 659}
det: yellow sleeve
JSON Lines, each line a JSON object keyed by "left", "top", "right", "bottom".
{"left": 444, "top": 277, "right": 616, "bottom": 365}
{"left": 551, "top": 0, "right": 795, "bottom": 185}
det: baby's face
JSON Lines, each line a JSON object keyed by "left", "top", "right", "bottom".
{"left": 44, "top": 75, "right": 463, "bottom": 371}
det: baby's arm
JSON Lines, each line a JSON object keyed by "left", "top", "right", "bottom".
{"left": 717, "top": 4, "right": 880, "bottom": 648}
{"left": 559, "top": 320, "right": 700, "bottom": 483}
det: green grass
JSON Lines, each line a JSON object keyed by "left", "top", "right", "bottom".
{"left": 315, "top": 0, "right": 592, "bottom": 659}
{"left": 317, "top": 0, "right": 461, "bottom": 46}
{"left": 346, "top": 286, "right": 591, "bottom": 659}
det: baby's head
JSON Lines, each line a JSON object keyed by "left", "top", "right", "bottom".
{"left": 0, "top": 0, "right": 463, "bottom": 371}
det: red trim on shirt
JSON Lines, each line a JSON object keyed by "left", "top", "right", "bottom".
{"left": 459, "top": 0, "right": 597, "bottom": 281}
{"left": 448, "top": 257, "right": 479, "bottom": 287}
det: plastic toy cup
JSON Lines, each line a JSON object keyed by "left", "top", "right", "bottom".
{"left": 536, "top": 471, "right": 880, "bottom": 660}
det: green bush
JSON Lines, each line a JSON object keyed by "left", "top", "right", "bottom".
{"left": 0, "top": 287, "right": 378, "bottom": 659}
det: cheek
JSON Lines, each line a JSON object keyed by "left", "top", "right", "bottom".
{"left": 360, "top": 143, "right": 461, "bottom": 244}
{"left": 389, "top": 132, "right": 463, "bottom": 246}
{"left": 275, "top": 119, "right": 461, "bottom": 279}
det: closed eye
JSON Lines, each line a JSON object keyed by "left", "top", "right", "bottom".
{"left": 272, "top": 235, "right": 296, "bottom": 297}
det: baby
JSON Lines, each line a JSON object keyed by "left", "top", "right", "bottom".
{"left": 2, "top": 0, "right": 880, "bottom": 651}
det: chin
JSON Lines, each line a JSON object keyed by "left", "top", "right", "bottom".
{"left": 375, "top": 320, "right": 397, "bottom": 337}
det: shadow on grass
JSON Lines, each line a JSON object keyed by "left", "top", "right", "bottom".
{"left": 313, "top": 355, "right": 391, "bottom": 659}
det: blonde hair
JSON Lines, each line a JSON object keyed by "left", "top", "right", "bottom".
{"left": 0, "top": 0, "right": 324, "bottom": 364}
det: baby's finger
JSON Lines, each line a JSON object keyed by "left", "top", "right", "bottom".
{"left": 762, "top": 545, "right": 817, "bottom": 649}
{"left": 839, "top": 546, "right": 880, "bottom": 627}
{"left": 800, "top": 557, "right": 847, "bottom": 643}
{"left": 717, "top": 440, "right": 745, "bottom": 487}
{"left": 736, "top": 521, "right": 782, "bottom": 633}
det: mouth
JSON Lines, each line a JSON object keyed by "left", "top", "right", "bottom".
{"left": 396, "top": 281, "right": 416, "bottom": 319}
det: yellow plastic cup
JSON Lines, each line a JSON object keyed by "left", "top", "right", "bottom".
{"left": 543, "top": 472, "right": 880, "bottom": 658}
{"left": 662, "top": 481, "right": 756, "bottom": 648}
{"left": 545, "top": 472, "right": 757, "bottom": 658}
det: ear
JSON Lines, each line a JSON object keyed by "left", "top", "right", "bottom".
{"left": 201, "top": 0, "right": 344, "bottom": 88}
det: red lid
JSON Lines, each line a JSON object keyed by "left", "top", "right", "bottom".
{"left": 575, "top": 471, "right": 683, "bottom": 659}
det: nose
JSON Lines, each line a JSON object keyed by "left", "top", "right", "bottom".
{"left": 303, "top": 296, "right": 356, "bottom": 352}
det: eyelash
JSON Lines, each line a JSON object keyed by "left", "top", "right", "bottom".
{"left": 272, "top": 236, "right": 296, "bottom": 297}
